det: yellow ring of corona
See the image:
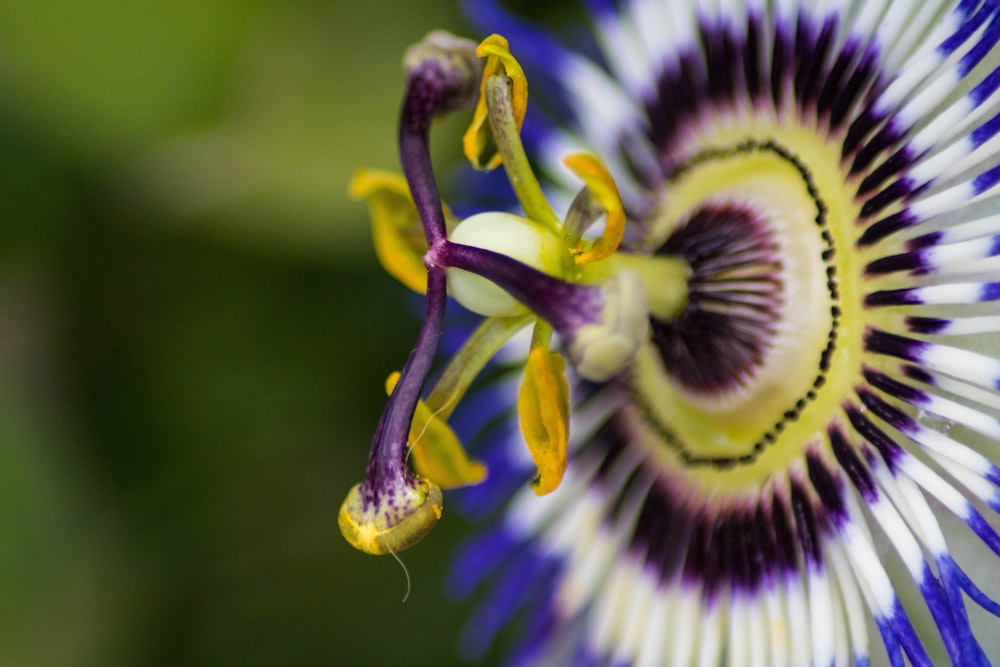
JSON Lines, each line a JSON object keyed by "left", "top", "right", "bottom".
{"left": 630, "top": 119, "right": 873, "bottom": 495}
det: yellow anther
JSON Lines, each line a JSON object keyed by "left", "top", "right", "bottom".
{"left": 563, "top": 153, "right": 626, "bottom": 264}
{"left": 349, "top": 169, "right": 429, "bottom": 293}
{"left": 517, "top": 326, "right": 571, "bottom": 496}
{"left": 386, "top": 372, "right": 487, "bottom": 489}
{"left": 463, "top": 34, "right": 528, "bottom": 171}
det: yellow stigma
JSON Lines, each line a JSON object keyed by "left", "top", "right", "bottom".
{"left": 338, "top": 480, "right": 443, "bottom": 556}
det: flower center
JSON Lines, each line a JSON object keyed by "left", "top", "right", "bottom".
{"left": 652, "top": 200, "right": 784, "bottom": 399}
{"left": 627, "top": 127, "right": 866, "bottom": 491}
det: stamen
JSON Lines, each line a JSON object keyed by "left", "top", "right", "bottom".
{"left": 424, "top": 314, "right": 534, "bottom": 419}
{"left": 463, "top": 34, "right": 527, "bottom": 169}
{"left": 348, "top": 169, "right": 429, "bottom": 294}
{"left": 385, "top": 315, "right": 530, "bottom": 490}
{"left": 483, "top": 75, "right": 561, "bottom": 230}
{"left": 464, "top": 35, "right": 561, "bottom": 231}
{"left": 385, "top": 372, "right": 486, "bottom": 489}
{"left": 562, "top": 187, "right": 605, "bottom": 249}
{"left": 563, "top": 153, "right": 626, "bottom": 264}
{"left": 518, "top": 322, "right": 571, "bottom": 495}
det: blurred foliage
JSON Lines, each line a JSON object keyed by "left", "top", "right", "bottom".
{"left": 0, "top": 1, "right": 514, "bottom": 665}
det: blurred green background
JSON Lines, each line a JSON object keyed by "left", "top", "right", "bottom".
{"left": 0, "top": 1, "right": 498, "bottom": 665}
{"left": 9, "top": 2, "right": 1000, "bottom": 667}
